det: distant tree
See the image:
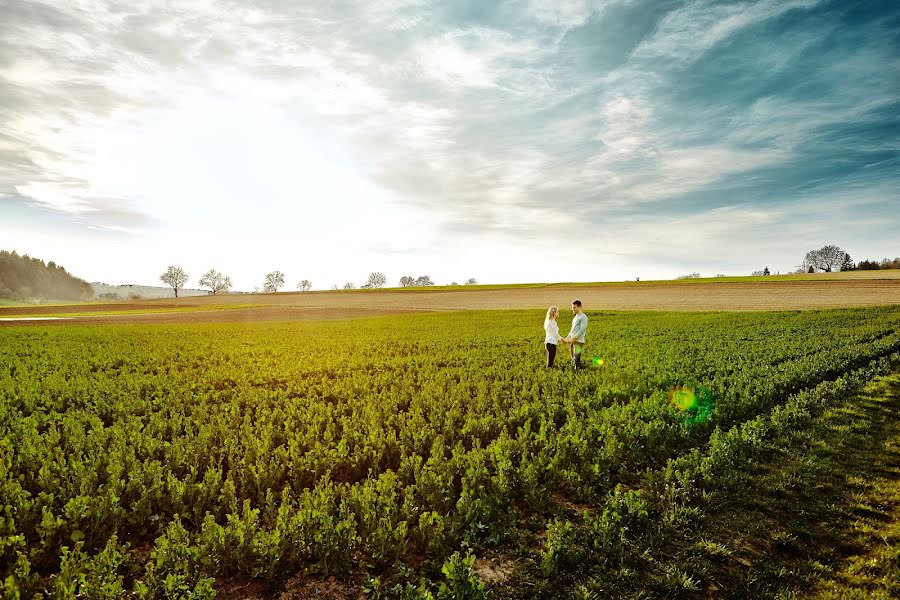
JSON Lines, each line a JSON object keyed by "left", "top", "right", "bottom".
{"left": 465, "top": 278, "right": 477, "bottom": 285}
{"left": 263, "top": 271, "right": 285, "bottom": 293}
{"left": 199, "top": 269, "right": 232, "bottom": 295}
{"left": 763, "top": 266, "right": 770, "bottom": 276}
{"left": 715, "top": 274, "right": 726, "bottom": 278}
{"left": 366, "top": 272, "right": 387, "bottom": 289}
{"left": 880, "top": 257, "right": 900, "bottom": 269}
{"left": 332, "top": 284, "right": 340, "bottom": 290}
{"left": 856, "top": 259, "right": 874, "bottom": 270}
{"left": 160, "top": 266, "right": 189, "bottom": 298}
{"left": 399, "top": 275, "right": 415, "bottom": 287}
{"left": 343, "top": 282, "right": 355, "bottom": 290}
{"left": 0, "top": 250, "right": 92, "bottom": 302}
{"left": 414, "top": 275, "right": 434, "bottom": 286}
{"left": 450, "top": 281, "right": 458, "bottom": 286}
{"left": 804, "top": 245, "right": 845, "bottom": 272}
{"left": 840, "top": 253, "right": 855, "bottom": 272}
{"left": 677, "top": 272, "right": 701, "bottom": 279}
{"left": 297, "top": 279, "right": 312, "bottom": 292}
{"left": 808, "top": 266, "right": 815, "bottom": 273}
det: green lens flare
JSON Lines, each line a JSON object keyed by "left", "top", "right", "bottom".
{"left": 592, "top": 357, "right": 605, "bottom": 366}
{"left": 668, "top": 385, "right": 714, "bottom": 424}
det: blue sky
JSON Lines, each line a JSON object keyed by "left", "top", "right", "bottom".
{"left": 1, "top": 0, "right": 897, "bottom": 290}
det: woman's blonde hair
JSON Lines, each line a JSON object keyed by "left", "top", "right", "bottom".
{"left": 545, "top": 306, "right": 558, "bottom": 324}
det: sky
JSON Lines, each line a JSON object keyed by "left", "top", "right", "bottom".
{"left": 1, "top": 0, "right": 898, "bottom": 290}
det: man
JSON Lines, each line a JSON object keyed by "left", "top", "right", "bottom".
{"left": 564, "top": 299, "right": 588, "bottom": 371}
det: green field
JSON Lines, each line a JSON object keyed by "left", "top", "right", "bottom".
{"left": 2, "top": 307, "right": 899, "bottom": 598}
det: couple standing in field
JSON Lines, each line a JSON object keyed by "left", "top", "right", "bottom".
{"left": 544, "top": 299, "right": 588, "bottom": 371}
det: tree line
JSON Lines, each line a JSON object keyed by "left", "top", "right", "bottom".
{"left": 798, "top": 245, "right": 899, "bottom": 273}
{"left": 160, "top": 267, "right": 479, "bottom": 297}
{"left": 0, "top": 250, "right": 93, "bottom": 302}
{"left": 746, "top": 245, "right": 899, "bottom": 277}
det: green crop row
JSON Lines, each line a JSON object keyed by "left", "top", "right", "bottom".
{"left": 1, "top": 307, "right": 898, "bottom": 597}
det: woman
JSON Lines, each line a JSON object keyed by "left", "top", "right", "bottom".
{"left": 543, "top": 306, "right": 564, "bottom": 368}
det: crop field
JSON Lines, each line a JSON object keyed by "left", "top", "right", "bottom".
{"left": 2, "top": 305, "right": 899, "bottom": 598}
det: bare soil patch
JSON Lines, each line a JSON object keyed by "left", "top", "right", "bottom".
{"left": 1, "top": 279, "right": 897, "bottom": 326}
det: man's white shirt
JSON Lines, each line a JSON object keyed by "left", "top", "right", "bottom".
{"left": 568, "top": 312, "right": 588, "bottom": 343}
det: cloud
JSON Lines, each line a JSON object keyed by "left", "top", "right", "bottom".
{"left": 631, "top": 0, "right": 822, "bottom": 66}
{"left": 0, "top": 0, "right": 896, "bottom": 284}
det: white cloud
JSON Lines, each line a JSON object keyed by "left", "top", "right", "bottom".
{"left": 632, "top": 0, "right": 821, "bottom": 65}
{"left": 524, "top": 0, "right": 612, "bottom": 29}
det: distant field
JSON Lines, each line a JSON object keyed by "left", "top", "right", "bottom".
{"left": 1, "top": 271, "right": 898, "bottom": 325}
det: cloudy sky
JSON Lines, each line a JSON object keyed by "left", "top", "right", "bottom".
{"left": 1, "top": 0, "right": 897, "bottom": 290}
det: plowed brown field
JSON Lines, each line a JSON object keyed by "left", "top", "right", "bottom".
{"left": 1, "top": 272, "right": 898, "bottom": 326}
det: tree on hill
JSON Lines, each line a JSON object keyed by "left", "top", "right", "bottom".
{"left": 160, "top": 266, "right": 189, "bottom": 298}
{"left": 365, "top": 272, "right": 387, "bottom": 288}
{"left": 465, "top": 278, "right": 478, "bottom": 285}
{"left": 199, "top": 269, "right": 232, "bottom": 295}
{"left": 804, "top": 245, "right": 845, "bottom": 272}
{"left": 296, "top": 280, "right": 312, "bottom": 292}
{"left": 264, "top": 271, "right": 285, "bottom": 292}
{"left": 0, "top": 250, "right": 93, "bottom": 302}
{"left": 399, "top": 275, "right": 415, "bottom": 287}
{"left": 414, "top": 275, "right": 434, "bottom": 286}
{"left": 840, "top": 253, "right": 855, "bottom": 272}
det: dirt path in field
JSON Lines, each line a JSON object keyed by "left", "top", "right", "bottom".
{"left": 1, "top": 278, "right": 898, "bottom": 326}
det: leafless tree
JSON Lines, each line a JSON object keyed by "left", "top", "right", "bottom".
{"left": 414, "top": 275, "right": 434, "bottom": 286}
{"left": 264, "top": 271, "right": 285, "bottom": 292}
{"left": 160, "top": 266, "right": 189, "bottom": 298}
{"left": 343, "top": 282, "right": 355, "bottom": 290}
{"left": 199, "top": 269, "right": 232, "bottom": 295}
{"left": 297, "top": 279, "right": 312, "bottom": 291}
{"left": 366, "top": 272, "right": 387, "bottom": 288}
{"left": 465, "top": 278, "right": 477, "bottom": 285}
{"left": 804, "top": 245, "right": 845, "bottom": 272}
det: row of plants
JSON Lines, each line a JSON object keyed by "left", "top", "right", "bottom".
{"left": 1, "top": 307, "right": 898, "bottom": 596}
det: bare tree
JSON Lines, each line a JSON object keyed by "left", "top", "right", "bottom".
{"left": 414, "top": 275, "right": 434, "bottom": 286}
{"left": 804, "top": 245, "right": 845, "bottom": 272}
{"left": 343, "top": 282, "right": 355, "bottom": 290}
{"left": 199, "top": 269, "right": 232, "bottom": 295}
{"left": 450, "top": 281, "right": 458, "bottom": 286}
{"left": 332, "top": 284, "right": 340, "bottom": 290}
{"left": 297, "top": 279, "right": 312, "bottom": 291}
{"left": 399, "top": 275, "right": 415, "bottom": 287}
{"left": 465, "top": 278, "right": 477, "bottom": 285}
{"left": 366, "top": 272, "right": 387, "bottom": 288}
{"left": 160, "top": 266, "right": 189, "bottom": 298}
{"left": 264, "top": 271, "right": 285, "bottom": 292}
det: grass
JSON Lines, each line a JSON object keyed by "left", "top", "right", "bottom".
{"left": 672, "top": 370, "right": 900, "bottom": 599}
{"left": 0, "top": 298, "right": 29, "bottom": 306}
{"left": 294, "top": 269, "right": 900, "bottom": 293}
{"left": 0, "top": 304, "right": 263, "bottom": 318}
{"left": 494, "top": 367, "right": 900, "bottom": 598}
